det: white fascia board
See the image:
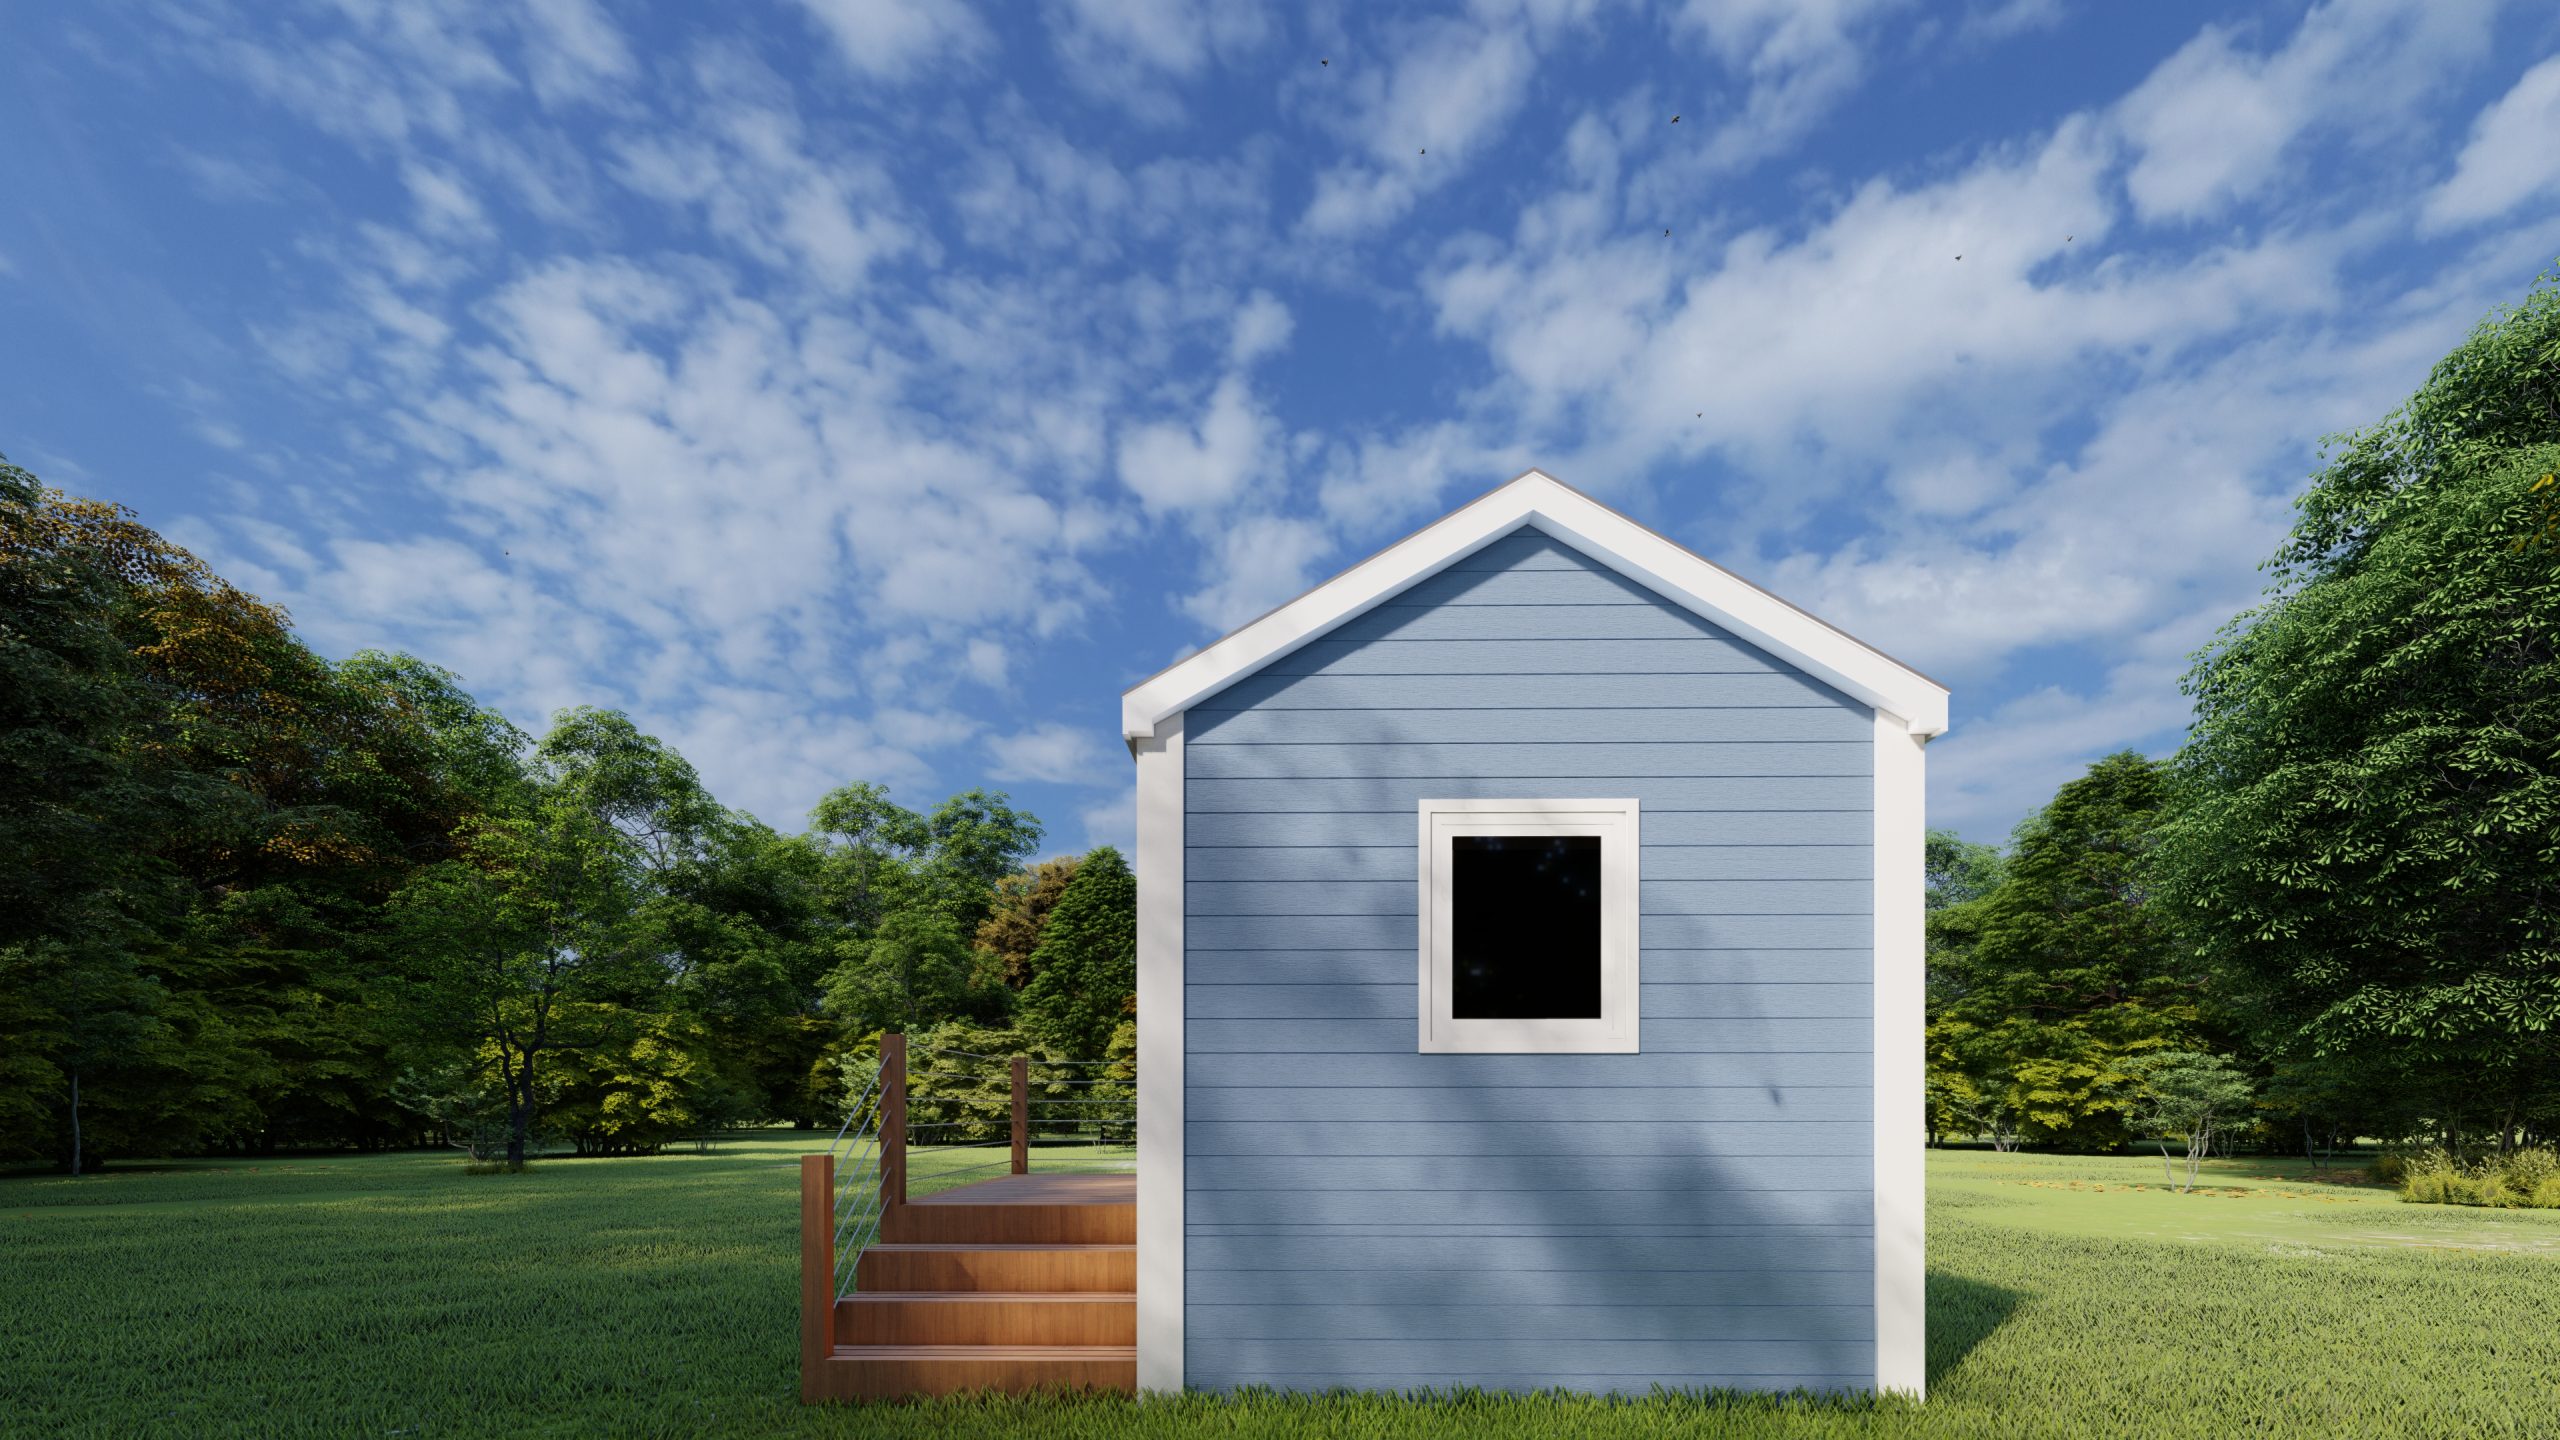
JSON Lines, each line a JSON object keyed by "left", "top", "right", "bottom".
{"left": 1121, "top": 470, "right": 1949, "bottom": 741}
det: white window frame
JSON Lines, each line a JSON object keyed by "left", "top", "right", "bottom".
{"left": 1416, "top": 798, "right": 1640, "bottom": 1054}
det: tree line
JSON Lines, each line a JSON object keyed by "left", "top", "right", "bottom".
{"left": 0, "top": 462, "right": 1132, "bottom": 1172}
{"left": 1929, "top": 270, "right": 2560, "bottom": 1157}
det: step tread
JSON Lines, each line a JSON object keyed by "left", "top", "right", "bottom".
{"left": 864, "top": 1242, "right": 1134, "bottom": 1252}
{"left": 831, "top": 1345, "right": 1137, "bottom": 1360}
{"left": 843, "top": 1291, "right": 1134, "bottom": 1302}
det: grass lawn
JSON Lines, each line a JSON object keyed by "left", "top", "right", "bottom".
{"left": 5, "top": 1135, "right": 2557, "bottom": 1439}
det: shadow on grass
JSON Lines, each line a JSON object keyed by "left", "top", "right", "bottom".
{"left": 1925, "top": 1268, "right": 2024, "bottom": 1387}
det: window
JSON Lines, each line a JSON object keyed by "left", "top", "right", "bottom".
{"left": 1417, "top": 799, "right": 1639, "bottom": 1053}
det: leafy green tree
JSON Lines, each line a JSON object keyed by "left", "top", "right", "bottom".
{"left": 1019, "top": 847, "right": 1137, "bottom": 1062}
{"left": 823, "top": 910, "right": 980, "bottom": 1033}
{"left": 809, "top": 782, "right": 929, "bottom": 937}
{"left": 2158, "top": 274, "right": 2560, "bottom": 1152}
{"left": 913, "top": 790, "right": 1044, "bottom": 935}
{"left": 1929, "top": 755, "right": 2199, "bottom": 1149}
{"left": 2129, "top": 1051, "right": 2256, "bottom": 1192}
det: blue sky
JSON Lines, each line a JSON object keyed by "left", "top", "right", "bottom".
{"left": 7, "top": 0, "right": 2559, "bottom": 851}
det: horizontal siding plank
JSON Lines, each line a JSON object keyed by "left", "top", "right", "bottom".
{"left": 1187, "top": 843, "right": 1872, "bottom": 883}
{"left": 1263, "top": 636, "right": 1781, "bottom": 676}
{"left": 1188, "top": 1015, "right": 1870, "bottom": 1053}
{"left": 1185, "top": 1152, "right": 1873, "bottom": 1192}
{"left": 1188, "top": 775, "right": 1873, "bottom": 813}
{"left": 1194, "top": 672, "right": 1848, "bottom": 713}
{"left": 1191, "top": 810, "right": 1872, "bottom": 847}
{"left": 1185, "top": 1120, "right": 1870, "bottom": 1156}
{"left": 1188, "top": 951, "right": 1877, "bottom": 988}
{"left": 1186, "top": 879, "right": 1871, "bottom": 916}
{"left": 1176, "top": 1338, "right": 1874, "bottom": 1378}
{"left": 1185, "top": 1084, "right": 1870, "bottom": 1123}
{"left": 1186, "top": 741, "right": 1869, "bottom": 780}
{"left": 1185, "top": 983, "right": 1870, "bottom": 1023}
{"left": 1189, "top": 913, "right": 1871, "bottom": 950}
{"left": 1188, "top": 1304, "right": 1874, "bottom": 1342}
{"left": 1185, "top": 1187, "right": 1871, "bottom": 1228}
{"left": 1189, "top": 706, "right": 1869, "bottom": 745}
{"left": 1438, "top": 530, "right": 1595, "bottom": 571}
{"left": 1339, "top": 601, "right": 1788, "bottom": 643}
{"left": 1384, "top": 563, "right": 1668, "bottom": 609}
{"left": 1189, "top": 1234, "right": 1872, "bottom": 1275}
{"left": 1186, "top": 1267, "right": 1873, "bottom": 1308}
{"left": 1185, "top": 1053, "right": 1875, "bottom": 1092}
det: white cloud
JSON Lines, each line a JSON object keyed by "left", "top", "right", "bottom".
{"left": 964, "top": 638, "right": 1010, "bottom": 688}
{"left": 2115, "top": 0, "right": 2498, "bottom": 224}
{"left": 1177, "top": 511, "right": 1332, "bottom": 630}
{"left": 1299, "top": 18, "right": 1536, "bottom": 237}
{"left": 792, "top": 0, "right": 989, "bottom": 80}
{"left": 1228, "top": 291, "right": 1294, "bottom": 367}
{"left": 518, "top": 0, "right": 635, "bottom": 104}
{"left": 1670, "top": 0, "right": 1910, "bottom": 170}
{"left": 1045, "top": 0, "right": 1267, "bottom": 118}
{"left": 2422, "top": 56, "right": 2560, "bottom": 232}
{"left": 403, "top": 161, "right": 493, "bottom": 241}
{"left": 608, "top": 60, "right": 914, "bottom": 291}
{"left": 1079, "top": 785, "right": 1136, "bottom": 853}
{"left": 986, "top": 721, "right": 1117, "bottom": 785}
{"left": 1116, "top": 376, "right": 1276, "bottom": 513}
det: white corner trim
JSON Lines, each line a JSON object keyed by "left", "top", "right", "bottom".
{"left": 1134, "top": 714, "right": 1185, "bottom": 1394}
{"left": 1873, "top": 712, "right": 1927, "bottom": 1397}
{"left": 1121, "top": 470, "right": 1948, "bottom": 741}
{"left": 1415, "top": 798, "right": 1640, "bottom": 1054}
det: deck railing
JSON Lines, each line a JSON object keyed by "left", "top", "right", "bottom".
{"left": 800, "top": 1034, "right": 1136, "bottom": 1345}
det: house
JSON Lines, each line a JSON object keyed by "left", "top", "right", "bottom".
{"left": 1123, "top": 469, "right": 1948, "bottom": 1396}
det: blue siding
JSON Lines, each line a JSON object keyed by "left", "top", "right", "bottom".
{"left": 1183, "top": 527, "right": 1875, "bottom": 1395}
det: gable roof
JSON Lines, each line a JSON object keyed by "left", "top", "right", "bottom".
{"left": 1122, "top": 469, "right": 1950, "bottom": 742}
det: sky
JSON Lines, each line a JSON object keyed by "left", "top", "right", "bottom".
{"left": 5, "top": 0, "right": 2559, "bottom": 854}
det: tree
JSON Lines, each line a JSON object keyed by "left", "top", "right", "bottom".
{"left": 823, "top": 910, "right": 978, "bottom": 1033}
{"left": 393, "top": 710, "right": 717, "bottom": 1167}
{"left": 913, "top": 790, "right": 1044, "bottom": 935}
{"left": 1927, "top": 754, "right": 2201, "bottom": 1149}
{"left": 2129, "top": 1051, "right": 2255, "bottom": 1192}
{"left": 2157, "top": 272, "right": 2560, "bottom": 1153}
{"left": 1018, "top": 847, "right": 1137, "bottom": 1062}
{"left": 809, "top": 782, "right": 929, "bottom": 937}
{"left": 975, "top": 855, "right": 1082, "bottom": 988}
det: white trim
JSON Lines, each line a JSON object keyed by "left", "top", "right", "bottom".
{"left": 1134, "top": 714, "right": 1185, "bottom": 1393}
{"left": 1123, "top": 470, "right": 1948, "bottom": 741}
{"left": 1415, "top": 799, "right": 1640, "bottom": 1054}
{"left": 1872, "top": 712, "right": 1927, "bottom": 1397}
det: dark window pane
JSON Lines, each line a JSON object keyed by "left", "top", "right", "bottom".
{"left": 1451, "top": 834, "right": 1602, "bottom": 1019}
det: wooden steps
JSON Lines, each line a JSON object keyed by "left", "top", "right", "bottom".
{"left": 807, "top": 1172, "right": 1137, "bottom": 1402}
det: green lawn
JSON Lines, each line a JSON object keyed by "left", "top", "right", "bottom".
{"left": 4, "top": 1135, "right": 2556, "bottom": 1439}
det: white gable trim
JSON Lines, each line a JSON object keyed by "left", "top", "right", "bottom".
{"left": 1121, "top": 470, "right": 1949, "bottom": 740}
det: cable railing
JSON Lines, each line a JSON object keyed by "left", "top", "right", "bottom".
{"left": 799, "top": 1032, "right": 1137, "bottom": 1329}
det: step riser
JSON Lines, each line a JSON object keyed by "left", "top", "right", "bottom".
{"left": 883, "top": 1204, "right": 1135, "bottom": 1245}
{"left": 809, "top": 1353, "right": 1135, "bottom": 1401}
{"left": 837, "top": 1297, "right": 1135, "bottom": 1347}
{"left": 855, "top": 1247, "right": 1135, "bottom": 1293}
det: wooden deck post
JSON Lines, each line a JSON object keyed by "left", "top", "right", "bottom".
{"left": 799, "top": 1152, "right": 833, "bottom": 1395}
{"left": 1011, "top": 1055, "right": 1029, "bottom": 1175}
{"left": 881, "top": 1032, "right": 907, "bottom": 1209}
